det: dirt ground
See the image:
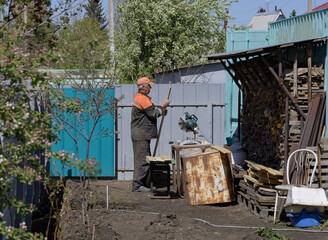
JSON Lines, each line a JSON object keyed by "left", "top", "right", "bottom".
{"left": 60, "top": 180, "right": 328, "bottom": 240}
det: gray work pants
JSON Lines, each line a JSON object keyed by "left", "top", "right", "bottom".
{"left": 132, "top": 140, "right": 151, "bottom": 190}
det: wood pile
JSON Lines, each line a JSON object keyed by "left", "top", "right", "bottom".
{"left": 234, "top": 57, "right": 325, "bottom": 171}
{"left": 284, "top": 66, "right": 324, "bottom": 108}
{"left": 242, "top": 87, "right": 285, "bottom": 169}
{"left": 245, "top": 160, "right": 283, "bottom": 187}
{"left": 307, "top": 137, "right": 328, "bottom": 189}
{"left": 316, "top": 138, "right": 328, "bottom": 189}
{"left": 237, "top": 160, "right": 283, "bottom": 217}
{"left": 282, "top": 66, "right": 325, "bottom": 154}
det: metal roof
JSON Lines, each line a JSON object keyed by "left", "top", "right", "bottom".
{"left": 206, "top": 36, "right": 327, "bottom": 60}
{"left": 312, "top": 2, "right": 328, "bottom": 11}
{"left": 248, "top": 10, "right": 285, "bottom": 30}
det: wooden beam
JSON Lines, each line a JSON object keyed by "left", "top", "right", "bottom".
{"left": 307, "top": 43, "right": 312, "bottom": 105}
{"left": 261, "top": 56, "right": 306, "bottom": 119}
{"left": 226, "top": 59, "right": 250, "bottom": 92}
{"left": 293, "top": 47, "right": 298, "bottom": 97}
{"left": 245, "top": 57, "right": 268, "bottom": 87}
{"left": 278, "top": 50, "right": 283, "bottom": 77}
{"left": 219, "top": 59, "right": 242, "bottom": 89}
{"left": 237, "top": 58, "right": 261, "bottom": 88}
{"left": 284, "top": 96, "right": 289, "bottom": 164}
{"left": 238, "top": 89, "right": 241, "bottom": 139}
{"left": 255, "top": 56, "right": 274, "bottom": 87}
{"left": 231, "top": 58, "right": 254, "bottom": 91}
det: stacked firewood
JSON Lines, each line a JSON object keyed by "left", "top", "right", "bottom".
{"left": 284, "top": 65, "right": 325, "bottom": 109}
{"left": 242, "top": 88, "right": 285, "bottom": 169}
{"left": 281, "top": 66, "right": 325, "bottom": 155}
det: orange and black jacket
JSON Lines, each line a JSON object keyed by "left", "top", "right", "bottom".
{"left": 131, "top": 92, "right": 163, "bottom": 141}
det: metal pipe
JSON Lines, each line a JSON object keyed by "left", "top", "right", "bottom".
{"left": 308, "top": 0, "right": 312, "bottom": 12}
{"left": 106, "top": 185, "right": 109, "bottom": 210}
{"left": 117, "top": 103, "right": 226, "bottom": 107}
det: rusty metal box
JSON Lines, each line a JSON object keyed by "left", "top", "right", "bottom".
{"left": 181, "top": 150, "right": 235, "bottom": 205}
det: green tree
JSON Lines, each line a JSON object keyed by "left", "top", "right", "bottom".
{"left": 0, "top": 0, "right": 111, "bottom": 238}
{"left": 114, "top": 0, "right": 232, "bottom": 83}
{"left": 232, "top": 24, "right": 247, "bottom": 30}
{"left": 290, "top": 9, "right": 297, "bottom": 17}
{"left": 84, "top": 0, "right": 107, "bottom": 30}
{"left": 55, "top": 17, "right": 111, "bottom": 69}
{"left": 258, "top": 7, "right": 266, "bottom": 13}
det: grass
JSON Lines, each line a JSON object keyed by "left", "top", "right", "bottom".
{"left": 257, "top": 228, "right": 288, "bottom": 240}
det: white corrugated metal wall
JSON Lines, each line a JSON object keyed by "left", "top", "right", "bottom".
{"left": 115, "top": 83, "right": 225, "bottom": 180}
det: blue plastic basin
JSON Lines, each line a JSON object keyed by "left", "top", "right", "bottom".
{"left": 286, "top": 208, "right": 322, "bottom": 228}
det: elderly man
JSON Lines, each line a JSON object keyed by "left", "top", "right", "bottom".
{"left": 131, "top": 77, "right": 170, "bottom": 192}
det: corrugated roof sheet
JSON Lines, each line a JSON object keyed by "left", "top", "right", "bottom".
{"left": 206, "top": 36, "right": 327, "bottom": 60}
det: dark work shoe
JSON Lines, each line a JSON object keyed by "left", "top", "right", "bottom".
{"left": 135, "top": 186, "right": 151, "bottom": 192}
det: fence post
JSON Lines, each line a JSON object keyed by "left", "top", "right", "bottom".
{"left": 207, "top": 103, "right": 213, "bottom": 143}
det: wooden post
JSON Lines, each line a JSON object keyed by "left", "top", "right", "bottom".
{"left": 284, "top": 96, "right": 289, "bottom": 164}
{"left": 262, "top": 56, "right": 306, "bottom": 119}
{"left": 153, "top": 86, "right": 172, "bottom": 156}
{"left": 307, "top": 43, "right": 312, "bottom": 106}
{"left": 278, "top": 50, "right": 283, "bottom": 77}
{"left": 238, "top": 90, "right": 241, "bottom": 140}
{"left": 293, "top": 47, "right": 298, "bottom": 97}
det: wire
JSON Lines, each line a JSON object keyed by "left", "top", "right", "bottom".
{"left": 198, "top": 127, "right": 211, "bottom": 143}
{"left": 193, "top": 218, "right": 328, "bottom": 233}
{"left": 107, "top": 208, "right": 328, "bottom": 233}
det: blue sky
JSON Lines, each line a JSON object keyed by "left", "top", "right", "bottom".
{"left": 228, "top": 0, "right": 328, "bottom": 27}
{"left": 101, "top": 0, "right": 328, "bottom": 27}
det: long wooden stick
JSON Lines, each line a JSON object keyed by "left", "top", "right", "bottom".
{"left": 153, "top": 86, "right": 172, "bottom": 156}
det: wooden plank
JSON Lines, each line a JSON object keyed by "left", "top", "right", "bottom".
{"left": 238, "top": 190, "right": 250, "bottom": 201}
{"left": 257, "top": 187, "right": 276, "bottom": 196}
{"left": 239, "top": 181, "right": 256, "bottom": 196}
{"left": 320, "top": 138, "right": 328, "bottom": 145}
{"left": 247, "top": 170, "right": 282, "bottom": 184}
{"left": 245, "top": 160, "right": 283, "bottom": 177}
{"left": 211, "top": 145, "right": 231, "bottom": 154}
{"left": 255, "top": 193, "right": 275, "bottom": 205}
{"left": 319, "top": 160, "right": 328, "bottom": 165}
{"left": 243, "top": 175, "right": 276, "bottom": 189}
{"left": 146, "top": 155, "right": 174, "bottom": 163}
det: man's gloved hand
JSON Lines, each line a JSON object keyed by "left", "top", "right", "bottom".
{"left": 162, "top": 109, "right": 167, "bottom": 116}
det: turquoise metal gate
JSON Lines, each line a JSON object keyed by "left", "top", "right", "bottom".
{"left": 51, "top": 87, "right": 115, "bottom": 177}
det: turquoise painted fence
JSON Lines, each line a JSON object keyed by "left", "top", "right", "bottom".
{"left": 269, "top": 8, "right": 328, "bottom": 45}
{"left": 225, "top": 29, "right": 269, "bottom": 144}
{"left": 51, "top": 88, "right": 115, "bottom": 177}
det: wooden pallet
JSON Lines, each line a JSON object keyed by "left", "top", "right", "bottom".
{"left": 318, "top": 138, "right": 328, "bottom": 189}
{"left": 237, "top": 190, "right": 274, "bottom": 218}
{"left": 239, "top": 181, "right": 275, "bottom": 205}
{"left": 245, "top": 160, "right": 283, "bottom": 187}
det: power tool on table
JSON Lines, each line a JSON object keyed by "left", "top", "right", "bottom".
{"left": 177, "top": 112, "right": 202, "bottom": 145}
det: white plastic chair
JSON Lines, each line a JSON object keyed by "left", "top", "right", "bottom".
{"left": 273, "top": 148, "right": 318, "bottom": 223}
